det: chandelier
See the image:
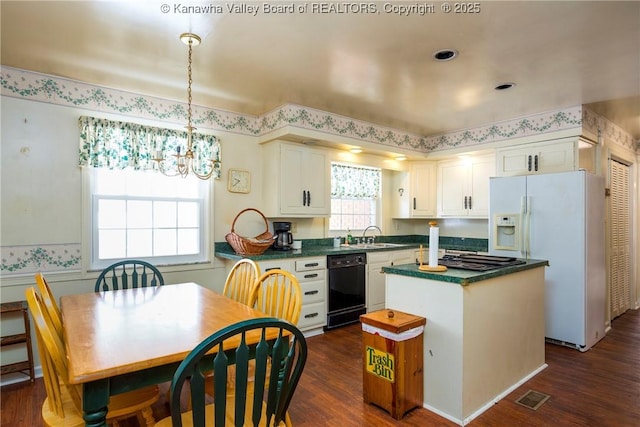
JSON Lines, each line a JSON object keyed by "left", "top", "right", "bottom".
{"left": 154, "top": 33, "right": 221, "bottom": 180}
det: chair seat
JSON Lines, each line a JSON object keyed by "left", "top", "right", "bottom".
{"left": 42, "top": 384, "right": 159, "bottom": 427}
{"left": 156, "top": 395, "right": 287, "bottom": 427}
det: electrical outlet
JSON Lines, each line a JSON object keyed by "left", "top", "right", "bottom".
{"left": 290, "top": 222, "right": 297, "bottom": 233}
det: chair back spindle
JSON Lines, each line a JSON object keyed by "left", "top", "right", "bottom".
{"left": 223, "top": 259, "right": 261, "bottom": 306}
{"left": 249, "top": 270, "right": 302, "bottom": 325}
{"left": 95, "top": 260, "right": 164, "bottom": 292}
{"left": 164, "top": 318, "right": 307, "bottom": 427}
{"left": 35, "top": 273, "right": 64, "bottom": 339}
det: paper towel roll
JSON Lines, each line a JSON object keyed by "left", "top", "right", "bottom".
{"left": 429, "top": 225, "right": 439, "bottom": 267}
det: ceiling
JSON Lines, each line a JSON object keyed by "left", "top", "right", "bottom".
{"left": 2, "top": 1, "right": 639, "bottom": 146}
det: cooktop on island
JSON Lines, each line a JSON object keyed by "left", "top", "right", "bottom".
{"left": 436, "top": 254, "right": 526, "bottom": 271}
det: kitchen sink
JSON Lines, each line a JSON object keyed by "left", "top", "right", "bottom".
{"left": 344, "top": 242, "right": 410, "bottom": 249}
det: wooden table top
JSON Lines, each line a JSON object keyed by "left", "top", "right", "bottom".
{"left": 61, "top": 282, "right": 270, "bottom": 384}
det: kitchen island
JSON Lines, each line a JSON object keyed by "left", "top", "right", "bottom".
{"left": 383, "top": 259, "right": 548, "bottom": 425}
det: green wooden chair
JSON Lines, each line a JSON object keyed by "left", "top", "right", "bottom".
{"left": 156, "top": 317, "right": 308, "bottom": 427}
{"left": 95, "top": 260, "right": 164, "bottom": 292}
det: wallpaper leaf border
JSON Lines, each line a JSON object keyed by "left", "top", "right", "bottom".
{"left": 3, "top": 66, "right": 634, "bottom": 153}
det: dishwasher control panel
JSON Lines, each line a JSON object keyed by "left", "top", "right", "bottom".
{"left": 327, "top": 253, "right": 366, "bottom": 268}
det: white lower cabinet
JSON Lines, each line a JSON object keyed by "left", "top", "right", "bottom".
{"left": 231, "top": 257, "right": 327, "bottom": 334}
{"left": 366, "top": 249, "right": 415, "bottom": 312}
{"left": 293, "top": 257, "right": 327, "bottom": 334}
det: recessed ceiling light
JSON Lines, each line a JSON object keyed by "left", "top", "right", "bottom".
{"left": 433, "top": 49, "right": 458, "bottom": 61}
{"left": 395, "top": 155, "right": 407, "bottom": 161}
{"left": 349, "top": 147, "right": 363, "bottom": 154}
{"left": 495, "top": 82, "right": 516, "bottom": 91}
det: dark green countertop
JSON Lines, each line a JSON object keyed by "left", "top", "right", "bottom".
{"left": 214, "top": 243, "right": 422, "bottom": 261}
{"left": 382, "top": 259, "right": 549, "bottom": 286}
{"left": 215, "top": 235, "right": 490, "bottom": 261}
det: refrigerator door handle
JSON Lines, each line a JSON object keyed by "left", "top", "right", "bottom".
{"left": 525, "top": 196, "right": 532, "bottom": 259}
{"left": 520, "top": 196, "right": 527, "bottom": 257}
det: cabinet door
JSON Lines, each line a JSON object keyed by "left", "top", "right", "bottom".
{"left": 410, "top": 162, "right": 437, "bottom": 217}
{"left": 497, "top": 140, "right": 576, "bottom": 177}
{"left": 280, "top": 145, "right": 307, "bottom": 214}
{"left": 304, "top": 149, "right": 330, "bottom": 215}
{"left": 468, "top": 155, "right": 494, "bottom": 217}
{"left": 390, "top": 170, "right": 411, "bottom": 218}
{"left": 496, "top": 145, "right": 533, "bottom": 177}
{"left": 366, "top": 252, "right": 392, "bottom": 312}
{"left": 533, "top": 140, "right": 576, "bottom": 174}
{"left": 438, "top": 155, "right": 495, "bottom": 217}
{"left": 392, "top": 249, "right": 415, "bottom": 266}
{"left": 437, "top": 161, "right": 468, "bottom": 216}
{"left": 280, "top": 144, "right": 329, "bottom": 216}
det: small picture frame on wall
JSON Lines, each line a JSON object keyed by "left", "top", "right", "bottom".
{"left": 227, "top": 169, "right": 251, "bottom": 193}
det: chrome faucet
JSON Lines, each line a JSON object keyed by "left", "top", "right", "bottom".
{"left": 362, "top": 225, "right": 382, "bottom": 243}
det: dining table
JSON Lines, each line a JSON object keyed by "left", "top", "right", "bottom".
{"left": 60, "top": 282, "right": 273, "bottom": 427}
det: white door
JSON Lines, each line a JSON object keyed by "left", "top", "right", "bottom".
{"left": 609, "top": 159, "right": 632, "bottom": 319}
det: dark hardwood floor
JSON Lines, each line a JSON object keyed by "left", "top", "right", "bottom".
{"left": 2, "top": 308, "right": 638, "bottom": 426}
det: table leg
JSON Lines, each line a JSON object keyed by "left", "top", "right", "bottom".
{"left": 82, "top": 378, "right": 110, "bottom": 427}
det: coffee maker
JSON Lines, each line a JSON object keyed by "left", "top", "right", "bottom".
{"left": 272, "top": 221, "right": 294, "bottom": 251}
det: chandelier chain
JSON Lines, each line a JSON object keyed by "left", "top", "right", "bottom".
{"left": 187, "top": 38, "right": 193, "bottom": 131}
{"left": 153, "top": 32, "right": 220, "bottom": 180}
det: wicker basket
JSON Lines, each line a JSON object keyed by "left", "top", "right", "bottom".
{"left": 225, "top": 208, "right": 274, "bottom": 255}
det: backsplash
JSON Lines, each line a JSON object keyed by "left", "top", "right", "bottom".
{"left": 215, "top": 235, "right": 488, "bottom": 254}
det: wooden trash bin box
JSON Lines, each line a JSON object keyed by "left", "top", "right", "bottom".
{"left": 360, "top": 309, "right": 426, "bottom": 420}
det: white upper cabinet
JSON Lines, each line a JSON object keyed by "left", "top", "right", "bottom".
{"left": 410, "top": 162, "right": 437, "bottom": 217}
{"left": 391, "top": 162, "right": 437, "bottom": 218}
{"left": 437, "top": 153, "right": 495, "bottom": 218}
{"left": 262, "top": 141, "right": 330, "bottom": 217}
{"left": 496, "top": 139, "right": 577, "bottom": 177}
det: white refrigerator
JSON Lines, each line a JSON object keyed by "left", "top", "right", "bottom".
{"left": 489, "top": 170, "right": 606, "bottom": 351}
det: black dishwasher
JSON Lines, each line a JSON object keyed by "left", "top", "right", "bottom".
{"left": 325, "top": 253, "right": 367, "bottom": 330}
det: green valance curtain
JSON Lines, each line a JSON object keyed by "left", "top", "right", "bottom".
{"left": 78, "top": 116, "right": 221, "bottom": 178}
{"left": 331, "top": 163, "right": 381, "bottom": 199}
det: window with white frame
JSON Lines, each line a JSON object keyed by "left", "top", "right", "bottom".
{"left": 79, "top": 116, "right": 214, "bottom": 270}
{"left": 329, "top": 163, "right": 381, "bottom": 231}
{"left": 89, "top": 168, "right": 209, "bottom": 269}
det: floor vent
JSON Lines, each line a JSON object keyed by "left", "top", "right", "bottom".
{"left": 515, "top": 389, "right": 550, "bottom": 410}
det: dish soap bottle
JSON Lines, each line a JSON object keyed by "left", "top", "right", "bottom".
{"left": 346, "top": 229, "right": 353, "bottom": 245}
